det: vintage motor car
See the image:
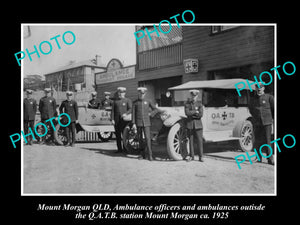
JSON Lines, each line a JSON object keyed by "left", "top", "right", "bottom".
{"left": 123, "top": 78, "right": 257, "bottom": 160}
{"left": 34, "top": 105, "right": 114, "bottom": 144}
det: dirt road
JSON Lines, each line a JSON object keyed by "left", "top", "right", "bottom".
{"left": 23, "top": 141, "right": 275, "bottom": 194}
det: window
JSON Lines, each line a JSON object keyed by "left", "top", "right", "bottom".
{"left": 211, "top": 26, "right": 239, "bottom": 34}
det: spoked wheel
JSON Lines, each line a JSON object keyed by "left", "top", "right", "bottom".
{"left": 55, "top": 123, "right": 67, "bottom": 145}
{"left": 35, "top": 122, "right": 54, "bottom": 143}
{"left": 122, "top": 125, "right": 145, "bottom": 154}
{"left": 97, "top": 131, "right": 113, "bottom": 142}
{"left": 233, "top": 120, "right": 254, "bottom": 152}
{"left": 167, "top": 123, "right": 189, "bottom": 160}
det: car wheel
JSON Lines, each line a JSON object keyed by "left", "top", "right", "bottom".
{"left": 122, "top": 125, "right": 144, "bottom": 154}
{"left": 233, "top": 120, "right": 254, "bottom": 152}
{"left": 167, "top": 123, "right": 189, "bottom": 161}
{"left": 97, "top": 132, "right": 113, "bottom": 142}
{"left": 54, "top": 123, "right": 66, "bottom": 145}
{"left": 35, "top": 121, "right": 62, "bottom": 145}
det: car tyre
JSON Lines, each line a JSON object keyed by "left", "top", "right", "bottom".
{"left": 122, "top": 125, "right": 144, "bottom": 154}
{"left": 167, "top": 122, "right": 190, "bottom": 161}
{"left": 54, "top": 123, "right": 66, "bottom": 146}
{"left": 233, "top": 120, "right": 254, "bottom": 152}
{"left": 97, "top": 132, "right": 113, "bottom": 142}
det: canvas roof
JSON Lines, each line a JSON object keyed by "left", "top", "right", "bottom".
{"left": 168, "top": 78, "right": 253, "bottom": 91}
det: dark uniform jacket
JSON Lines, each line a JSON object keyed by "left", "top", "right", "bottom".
{"left": 101, "top": 98, "right": 113, "bottom": 110}
{"left": 59, "top": 100, "right": 79, "bottom": 122}
{"left": 132, "top": 98, "right": 157, "bottom": 127}
{"left": 88, "top": 99, "right": 100, "bottom": 109}
{"left": 39, "top": 96, "right": 57, "bottom": 120}
{"left": 24, "top": 98, "right": 37, "bottom": 121}
{"left": 111, "top": 97, "right": 132, "bottom": 124}
{"left": 249, "top": 93, "right": 274, "bottom": 126}
{"left": 184, "top": 98, "right": 203, "bottom": 130}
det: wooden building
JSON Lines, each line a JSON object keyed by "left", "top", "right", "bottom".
{"left": 44, "top": 60, "right": 106, "bottom": 93}
{"left": 95, "top": 59, "right": 137, "bottom": 100}
{"left": 44, "top": 60, "right": 106, "bottom": 104}
{"left": 135, "top": 25, "right": 274, "bottom": 106}
{"left": 95, "top": 25, "right": 274, "bottom": 105}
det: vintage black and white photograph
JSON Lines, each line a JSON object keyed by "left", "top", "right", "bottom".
{"left": 21, "top": 24, "right": 276, "bottom": 195}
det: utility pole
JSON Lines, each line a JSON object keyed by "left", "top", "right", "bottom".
{"left": 95, "top": 54, "right": 101, "bottom": 65}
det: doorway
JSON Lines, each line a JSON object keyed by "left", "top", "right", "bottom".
{"left": 138, "top": 76, "right": 182, "bottom": 106}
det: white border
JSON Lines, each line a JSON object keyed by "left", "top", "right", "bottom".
{"left": 21, "top": 23, "right": 277, "bottom": 196}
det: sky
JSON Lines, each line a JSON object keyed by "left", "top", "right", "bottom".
{"left": 22, "top": 24, "right": 137, "bottom": 77}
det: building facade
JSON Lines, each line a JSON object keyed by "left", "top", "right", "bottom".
{"left": 95, "top": 25, "right": 274, "bottom": 105}
{"left": 95, "top": 59, "right": 137, "bottom": 101}
{"left": 44, "top": 60, "right": 106, "bottom": 104}
{"left": 135, "top": 25, "right": 274, "bottom": 106}
{"left": 44, "top": 60, "right": 106, "bottom": 93}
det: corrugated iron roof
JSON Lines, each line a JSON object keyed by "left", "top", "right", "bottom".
{"left": 44, "top": 60, "right": 106, "bottom": 75}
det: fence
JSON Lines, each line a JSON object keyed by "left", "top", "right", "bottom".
{"left": 76, "top": 131, "right": 115, "bottom": 142}
{"left": 76, "top": 131, "right": 100, "bottom": 142}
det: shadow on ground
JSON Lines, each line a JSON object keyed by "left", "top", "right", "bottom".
{"left": 80, "top": 140, "right": 243, "bottom": 162}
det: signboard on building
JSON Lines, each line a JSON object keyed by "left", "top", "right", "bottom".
{"left": 183, "top": 58, "right": 198, "bottom": 73}
{"left": 95, "top": 65, "right": 135, "bottom": 85}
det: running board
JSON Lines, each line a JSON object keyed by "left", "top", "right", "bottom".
{"left": 204, "top": 130, "right": 242, "bottom": 142}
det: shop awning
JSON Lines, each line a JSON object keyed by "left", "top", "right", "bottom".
{"left": 168, "top": 78, "right": 253, "bottom": 91}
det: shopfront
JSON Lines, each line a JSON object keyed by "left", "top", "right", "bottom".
{"left": 95, "top": 58, "right": 137, "bottom": 100}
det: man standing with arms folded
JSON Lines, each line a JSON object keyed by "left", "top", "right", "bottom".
{"left": 249, "top": 83, "right": 274, "bottom": 165}
{"left": 59, "top": 91, "right": 79, "bottom": 147}
{"left": 39, "top": 88, "right": 57, "bottom": 145}
{"left": 111, "top": 87, "right": 132, "bottom": 153}
{"left": 184, "top": 89, "right": 204, "bottom": 162}
{"left": 23, "top": 89, "right": 37, "bottom": 145}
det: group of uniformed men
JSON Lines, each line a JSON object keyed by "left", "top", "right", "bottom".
{"left": 24, "top": 88, "right": 78, "bottom": 147}
{"left": 24, "top": 82, "right": 274, "bottom": 164}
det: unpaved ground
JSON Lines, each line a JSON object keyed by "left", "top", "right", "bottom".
{"left": 23, "top": 141, "right": 275, "bottom": 194}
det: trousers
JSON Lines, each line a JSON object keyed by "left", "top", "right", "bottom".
{"left": 41, "top": 119, "right": 54, "bottom": 142}
{"left": 65, "top": 122, "right": 76, "bottom": 144}
{"left": 254, "top": 123, "right": 272, "bottom": 158}
{"left": 137, "top": 126, "right": 152, "bottom": 159}
{"left": 187, "top": 128, "right": 203, "bottom": 159}
{"left": 114, "top": 119, "right": 129, "bottom": 152}
{"left": 24, "top": 120, "right": 35, "bottom": 143}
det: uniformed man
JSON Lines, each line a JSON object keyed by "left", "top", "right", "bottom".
{"left": 101, "top": 91, "right": 113, "bottom": 111}
{"left": 24, "top": 89, "right": 37, "bottom": 145}
{"left": 184, "top": 89, "right": 204, "bottom": 162}
{"left": 88, "top": 92, "right": 101, "bottom": 109}
{"left": 39, "top": 88, "right": 57, "bottom": 144}
{"left": 111, "top": 87, "right": 132, "bottom": 153}
{"left": 59, "top": 91, "right": 79, "bottom": 147}
{"left": 132, "top": 87, "right": 157, "bottom": 161}
{"left": 249, "top": 83, "right": 274, "bottom": 165}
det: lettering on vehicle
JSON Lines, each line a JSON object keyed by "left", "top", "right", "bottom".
{"left": 211, "top": 112, "right": 235, "bottom": 120}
